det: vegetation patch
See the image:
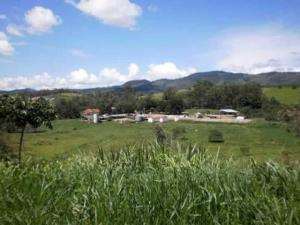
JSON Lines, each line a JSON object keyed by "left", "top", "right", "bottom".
{"left": 0, "top": 145, "right": 299, "bottom": 225}
{"left": 263, "top": 86, "right": 300, "bottom": 106}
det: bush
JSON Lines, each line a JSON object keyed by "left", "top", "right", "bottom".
{"left": 209, "top": 129, "right": 224, "bottom": 143}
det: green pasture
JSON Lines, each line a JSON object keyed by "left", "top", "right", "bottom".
{"left": 3, "top": 119, "right": 300, "bottom": 162}
{"left": 263, "top": 86, "right": 300, "bottom": 106}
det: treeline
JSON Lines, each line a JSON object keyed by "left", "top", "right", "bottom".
{"left": 53, "top": 82, "right": 277, "bottom": 117}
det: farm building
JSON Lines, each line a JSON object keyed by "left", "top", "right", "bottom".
{"left": 219, "top": 109, "right": 239, "bottom": 116}
{"left": 82, "top": 108, "right": 100, "bottom": 123}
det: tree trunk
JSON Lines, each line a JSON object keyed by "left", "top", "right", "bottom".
{"left": 18, "top": 126, "right": 25, "bottom": 165}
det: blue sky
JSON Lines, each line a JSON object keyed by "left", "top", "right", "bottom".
{"left": 0, "top": 0, "right": 300, "bottom": 90}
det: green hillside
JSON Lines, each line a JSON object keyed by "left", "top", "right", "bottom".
{"left": 263, "top": 86, "right": 300, "bottom": 105}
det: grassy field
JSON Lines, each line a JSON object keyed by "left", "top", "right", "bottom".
{"left": 3, "top": 119, "right": 300, "bottom": 162}
{"left": 263, "top": 86, "right": 300, "bottom": 105}
{"left": 0, "top": 145, "right": 299, "bottom": 225}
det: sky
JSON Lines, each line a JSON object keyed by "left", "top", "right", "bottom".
{"left": 0, "top": 0, "right": 300, "bottom": 90}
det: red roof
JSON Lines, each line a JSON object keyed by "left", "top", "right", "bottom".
{"left": 82, "top": 108, "right": 100, "bottom": 116}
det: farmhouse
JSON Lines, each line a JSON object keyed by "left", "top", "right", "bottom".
{"left": 82, "top": 108, "right": 100, "bottom": 123}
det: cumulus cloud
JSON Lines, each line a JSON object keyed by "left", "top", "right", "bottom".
{"left": 0, "top": 62, "right": 198, "bottom": 90}
{"left": 25, "top": 6, "right": 61, "bottom": 34}
{"left": 6, "top": 24, "right": 24, "bottom": 36}
{"left": 0, "top": 32, "right": 14, "bottom": 56}
{"left": 66, "top": 0, "right": 142, "bottom": 29}
{"left": 0, "top": 73, "right": 66, "bottom": 90}
{"left": 69, "top": 68, "right": 98, "bottom": 85}
{"left": 147, "top": 62, "right": 197, "bottom": 80}
{"left": 215, "top": 25, "right": 300, "bottom": 74}
{"left": 128, "top": 63, "right": 139, "bottom": 77}
{"left": 0, "top": 63, "right": 139, "bottom": 90}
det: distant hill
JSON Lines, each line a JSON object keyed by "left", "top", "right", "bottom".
{"left": 1, "top": 71, "right": 300, "bottom": 94}
{"left": 117, "top": 71, "right": 300, "bottom": 93}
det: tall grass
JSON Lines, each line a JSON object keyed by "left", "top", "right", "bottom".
{"left": 0, "top": 143, "right": 299, "bottom": 225}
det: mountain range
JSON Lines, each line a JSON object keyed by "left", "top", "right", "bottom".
{"left": 1, "top": 71, "right": 300, "bottom": 94}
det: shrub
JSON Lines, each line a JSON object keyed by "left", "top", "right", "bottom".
{"left": 209, "top": 129, "right": 224, "bottom": 143}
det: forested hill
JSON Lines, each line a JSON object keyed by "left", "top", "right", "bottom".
{"left": 2, "top": 71, "right": 300, "bottom": 94}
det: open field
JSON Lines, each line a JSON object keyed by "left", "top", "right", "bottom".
{"left": 263, "top": 86, "right": 300, "bottom": 105}
{"left": 0, "top": 145, "right": 299, "bottom": 225}
{"left": 3, "top": 119, "right": 300, "bottom": 162}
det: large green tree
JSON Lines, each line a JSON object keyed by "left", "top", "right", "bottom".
{"left": 0, "top": 95, "right": 56, "bottom": 164}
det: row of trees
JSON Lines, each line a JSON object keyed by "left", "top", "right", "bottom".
{"left": 52, "top": 82, "right": 281, "bottom": 118}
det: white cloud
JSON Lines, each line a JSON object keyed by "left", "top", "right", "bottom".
{"left": 66, "top": 0, "right": 142, "bottom": 29}
{"left": 25, "top": 6, "right": 61, "bottom": 34}
{"left": 215, "top": 25, "right": 300, "bottom": 74}
{"left": 0, "top": 14, "right": 7, "bottom": 20}
{"left": 70, "top": 48, "right": 91, "bottom": 58}
{"left": 0, "top": 32, "right": 14, "bottom": 56}
{"left": 0, "top": 62, "right": 198, "bottom": 90}
{"left": 128, "top": 63, "right": 139, "bottom": 77}
{"left": 69, "top": 68, "right": 98, "bottom": 85}
{"left": 0, "top": 73, "right": 65, "bottom": 90}
{"left": 6, "top": 24, "right": 24, "bottom": 36}
{"left": 147, "top": 62, "right": 197, "bottom": 80}
{"left": 0, "top": 63, "right": 140, "bottom": 90}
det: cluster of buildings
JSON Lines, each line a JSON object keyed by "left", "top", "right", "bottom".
{"left": 82, "top": 108, "right": 250, "bottom": 124}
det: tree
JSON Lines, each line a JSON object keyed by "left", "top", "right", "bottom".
{"left": 162, "top": 88, "right": 184, "bottom": 114}
{"left": 1, "top": 95, "right": 56, "bottom": 164}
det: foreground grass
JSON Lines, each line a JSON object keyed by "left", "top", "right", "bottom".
{"left": 263, "top": 86, "right": 300, "bottom": 106}
{"left": 0, "top": 144, "right": 299, "bottom": 225}
{"left": 3, "top": 119, "right": 300, "bottom": 162}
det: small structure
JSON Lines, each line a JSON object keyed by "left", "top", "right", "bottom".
{"left": 135, "top": 114, "right": 146, "bottom": 122}
{"left": 219, "top": 109, "right": 239, "bottom": 117}
{"left": 82, "top": 108, "right": 100, "bottom": 123}
{"left": 148, "top": 118, "right": 154, "bottom": 123}
{"left": 147, "top": 114, "right": 168, "bottom": 123}
{"left": 114, "top": 118, "right": 135, "bottom": 124}
{"left": 195, "top": 112, "right": 204, "bottom": 118}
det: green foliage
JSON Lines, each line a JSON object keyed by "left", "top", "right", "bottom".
{"left": 0, "top": 95, "right": 56, "bottom": 163}
{"left": 186, "top": 81, "right": 264, "bottom": 111}
{"left": 262, "top": 97, "right": 282, "bottom": 121}
{"left": 161, "top": 88, "right": 184, "bottom": 114}
{"left": 1, "top": 95, "right": 56, "bottom": 129}
{"left": 137, "top": 94, "right": 158, "bottom": 113}
{"left": 209, "top": 129, "right": 224, "bottom": 143}
{"left": 0, "top": 146, "right": 298, "bottom": 225}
